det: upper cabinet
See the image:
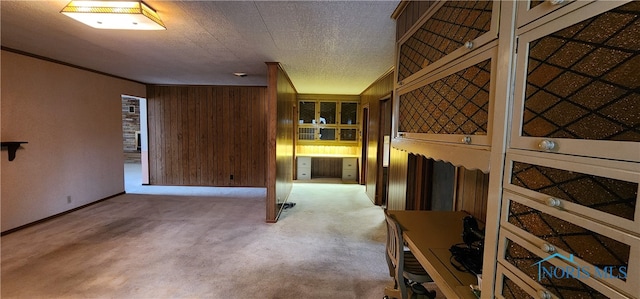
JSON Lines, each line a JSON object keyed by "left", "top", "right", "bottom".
{"left": 397, "top": 45, "right": 497, "bottom": 148}
{"left": 396, "top": 0, "right": 500, "bottom": 86}
{"left": 510, "top": 1, "right": 640, "bottom": 162}
{"left": 297, "top": 95, "right": 359, "bottom": 144}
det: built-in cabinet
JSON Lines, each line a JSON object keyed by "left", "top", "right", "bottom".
{"left": 393, "top": 0, "right": 502, "bottom": 173}
{"left": 396, "top": 1, "right": 500, "bottom": 87}
{"left": 296, "top": 157, "right": 311, "bottom": 180}
{"left": 297, "top": 95, "right": 359, "bottom": 143}
{"left": 510, "top": 0, "right": 639, "bottom": 162}
{"left": 392, "top": 0, "right": 639, "bottom": 298}
{"left": 295, "top": 156, "right": 358, "bottom": 182}
{"left": 496, "top": 1, "right": 640, "bottom": 298}
{"left": 342, "top": 157, "right": 358, "bottom": 181}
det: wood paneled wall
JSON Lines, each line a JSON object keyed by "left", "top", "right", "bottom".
{"left": 266, "top": 62, "right": 297, "bottom": 222}
{"left": 311, "top": 158, "right": 342, "bottom": 178}
{"left": 455, "top": 168, "right": 489, "bottom": 223}
{"left": 394, "top": 1, "right": 436, "bottom": 41}
{"left": 147, "top": 85, "right": 267, "bottom": 187}
{"left": 387, "top": 147, "right": 409, "bottom": 210}
{"left": 359, "top": 70, "right": 394, "bottom": 204}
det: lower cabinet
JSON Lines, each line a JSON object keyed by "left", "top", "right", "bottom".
{"left": 296, "top": 157, "right": 311, "bottom": 180}
{"left": 296, "top": 156, "right": 358, "bottom": 182}
{"left": 342, "top": 157, "right": 358, "bottom": 182}
{"left": 497, "top": 163, "right": 640, "bottom": 298}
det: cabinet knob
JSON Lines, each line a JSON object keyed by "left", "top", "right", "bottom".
{"left": 462, "top": 136, "right": 472, "bottom": 144}
{"left": 538, "top": 290, "right": 552, "bottom": 299}
{"left": 465, "top": 41, "right": 474, "bottom": 49}
{"left": 541, "top": 243, "right": 556, "bottom": 253}
{"left": 546, "top": 197, "right": 561, "bottom": 208}
{"left": 548, "top": 0, "right": 565, "bottom": 5}
{"left": 538, "top": 139, "right": 556, "bottom": 151}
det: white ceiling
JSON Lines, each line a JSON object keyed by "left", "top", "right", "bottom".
{"left": 1, "top": 1, "right": 399, "bottom": 95}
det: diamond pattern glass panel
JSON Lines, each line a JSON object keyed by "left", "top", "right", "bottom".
{"left": 502, "top": 276, "right": 534, "bottom": 299}
{"left": 320, "top": 102, "right": 336, "bottom": 124}
{"left": 511, "top": 162, "right": 637, "bottom": 220}
{"left": 319, "top": 128, "right": 335, "bottom": 140}
{"left": 340, "top": 102, "right": 358, "bottom": 124}
{"left": 399, "top": 58, "right": 491, "bottom": 135}
{"left": 299, "top": 101, "right": 315, "bottom": 124}
{"left": 522, "top": 2, "right": 640, "bottom": 141}
{"left": 398, "top": 1, "right": 493, "bottom": 81}
{"left": 340, "top": 129, "right": 357, "bottom": 141}
{"left": 507, "top": 201, "right": 630, "bottom": 280}
{"left": 504, "top": 238, "right": 609, "bottom": 298}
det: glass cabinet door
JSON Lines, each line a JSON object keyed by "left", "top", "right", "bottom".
{"left": 299, "top": 101, "right": 316, "bottom": 124}
{"left": 340, "top": 129, "right": 357, "bottom": 141}
{"left": 319, "top": 128, "right": 336, "bottom": 140}
{"left": 340, "top": 102, "right": 358, "bottom": 125}
{"left": 319, "top": 102, "right": 336, "bottom": 124}
{"left": 297, "top": 99, "right": 358, "bottom": 143}
{"left": 510, "top": 1, "right": 640, "bottom": 162}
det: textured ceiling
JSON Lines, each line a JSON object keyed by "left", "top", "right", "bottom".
{"left": 1, "top": 1, "right": 398, "bottom": 95}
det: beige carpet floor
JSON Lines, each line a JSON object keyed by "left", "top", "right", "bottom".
{"left": 1, "top": 182, "right": 420, "bottom": 298}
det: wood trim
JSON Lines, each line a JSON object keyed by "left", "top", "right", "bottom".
{"left": 265, "top": 62, "right": 279, "bottom": 222}
{"left": 1, "top": 47, "right": 146, "bottom": 86}
{"left": 390, "top": 0, "right": 410, "bottom": 20}
{"left": 1, "top": 192, "right": 125, "bottom": 236}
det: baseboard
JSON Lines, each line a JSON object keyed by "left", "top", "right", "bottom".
{"left": 1, "top": 191, "right": 125, "bottom": 236}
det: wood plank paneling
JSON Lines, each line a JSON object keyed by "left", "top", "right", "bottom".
{"left": 455, "top": 168, "right": 489, "bottom": 223}
{"left": 387, "top": 147, "right": 409, "bottom": 210}
{"left": 147, "top": 85, "right": 267, "bottom": 187}
{"left": 394, "top": 0, "right": 436, "bottom": 42}
{"left": 359, "top": 70, "right": 394, "bottom": 205}
{"left": 311, "top": 158, "right": 342, "bottom": 178}
{"left": 266, "top": 62, "right": 297, "bottom": 222}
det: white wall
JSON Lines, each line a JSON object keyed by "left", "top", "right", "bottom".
{"left": 1, "top": 50, "right": 146, "bottom": 232}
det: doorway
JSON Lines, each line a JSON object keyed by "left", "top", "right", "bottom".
{"left": 121, "top": 95, "right": 149, "bottom": 192}
{"left": 376, "top": 95, "right": 393, "bottom": 207}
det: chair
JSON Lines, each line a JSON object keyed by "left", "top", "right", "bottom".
{"left": 384, "top": 213, "right": 436, "bottom": 299}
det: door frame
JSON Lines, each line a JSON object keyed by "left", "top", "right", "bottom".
{"left": 360, "top": 104, "right": 369, "bottom": 185}
{"left": 376, "top": 93, "right": 392, "bottom": 207}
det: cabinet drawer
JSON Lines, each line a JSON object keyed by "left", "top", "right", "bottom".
{"left": 297, "top": 157, "right": 311, "bottom": 168}
{"left": 504, "top": 153, "right": 640, "bottom": 235}
{"left": 497, "top": 228, "right": 629, "bottom": 298}
{"left": 342, "top": 169, "right": 357, "bottom": 181}
{"left": 501, "top": 193, "right": 640, "bottom": 297}
{"left": 342, "top": 158, "right": 357, "bottom": 170}
{"left": 509, "top": 0, "right": 640, "bottom": 162}
{"left": 495, "top": 264, "right": 536, "bottom": 299}
{"left": 297, "top": 168, "right": 311, "bottom": 180}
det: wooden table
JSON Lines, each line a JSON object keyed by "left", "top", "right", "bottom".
{"left": 387, "top": 210, "right": 478, "bottom": 299}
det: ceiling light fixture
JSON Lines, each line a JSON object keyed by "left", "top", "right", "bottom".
{"left": 233, "top": 72, "right": 248, "bottom": 77}
{"left": 60, "top": 1, "right": 166, "bottom": 30}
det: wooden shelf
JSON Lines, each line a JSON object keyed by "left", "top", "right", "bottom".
{"left": 1, "top": 141, "right": 28, "bottom": 161}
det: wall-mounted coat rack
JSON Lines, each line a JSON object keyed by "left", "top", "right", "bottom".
{"left": 1, "top": 142, "right": 28, "bottom": 161}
